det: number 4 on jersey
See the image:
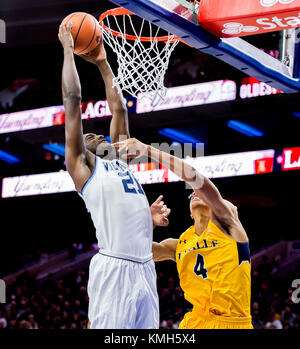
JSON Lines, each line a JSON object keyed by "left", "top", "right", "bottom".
{"left": 193, "top": 254, "right": 208, "bottom": 279}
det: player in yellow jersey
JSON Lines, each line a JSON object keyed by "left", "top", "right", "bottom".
{"left": 113, "top": 137, "right": 253, "bottom": 329}
{"left": 153, "top": 192, "right": 252, "bottom": 329}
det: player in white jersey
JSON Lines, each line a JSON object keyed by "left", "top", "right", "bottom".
{"left": 58, "top": 24, "right": 170, "bottom": 329}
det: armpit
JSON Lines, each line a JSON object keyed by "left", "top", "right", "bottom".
{"left": 212, "top": 214, "right": 233, "bottom": 236}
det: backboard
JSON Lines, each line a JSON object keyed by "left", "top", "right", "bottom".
{"left": 108, "top": 0, "right": 300, "bottom": 93}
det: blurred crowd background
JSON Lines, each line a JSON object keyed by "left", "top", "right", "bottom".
{"left": 1, "top": 242, "right": 300, "bottom": 330}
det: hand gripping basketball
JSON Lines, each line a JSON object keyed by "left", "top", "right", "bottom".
{"left": 61, "top": 12, "right": 102, "bottom": 55}
{"left": 58, "top": 22, "right": 74, "bottom": 51}
{"left": 79, "top": 42, "right": 107, "bottom": 64}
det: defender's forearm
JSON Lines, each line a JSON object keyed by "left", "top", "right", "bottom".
{"left": 62, "top": 48, "right": 82, "bottom": 100}
{"left": 146, "top": 145, "right": 226, "bottom": 216}
{"left": 152, "top": 242, "right": 162, "bottom": 262}
{"left": 152, "top": 240, "right": 177, "bottom": 262}
{"left": 147, "top": 146, "right": 204, "bottom": 189}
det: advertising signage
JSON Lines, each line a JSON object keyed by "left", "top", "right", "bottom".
{"left": 0, "top": 80, "right": 237, "bottom": 134}
{"left": 1, "top": 148, "right": 275, "bottom": 198}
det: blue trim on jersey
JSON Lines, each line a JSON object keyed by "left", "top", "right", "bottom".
{"left": 77, "top": 155, "right": 98, "bottom": 196}
{"left": 236, "top": 242, "right": 250, "bottom": 266}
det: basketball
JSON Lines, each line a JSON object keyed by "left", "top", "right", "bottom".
{"left": 61, "top": 12, "right": 102, "bottom": 55}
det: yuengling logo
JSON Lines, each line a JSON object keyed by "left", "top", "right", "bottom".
{"left": 222, "top": 23, "right": 259, "bottom": 35}
{"left": 260, "top": 0, "right": 296, "bottom": 7}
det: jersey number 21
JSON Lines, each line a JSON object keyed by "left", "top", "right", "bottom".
{"left": 121, "top": 171, "right": 144, "bottom": 195}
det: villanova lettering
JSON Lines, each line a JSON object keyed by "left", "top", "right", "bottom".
{"left": 178, "top": 239, "right": 220, "bottom": 259}
{"left": 103, "top": 160, "right": 128, "bottom": 172}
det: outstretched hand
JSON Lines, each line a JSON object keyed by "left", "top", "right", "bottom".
{"left": 79, "top": 41, "right": 107, "bottom": 64}
{"left": 113, "top": 138, "right": 148, "bottom": 160}
{"left": 151, "top": 195, "right": 171, "bottom": 228}
{"left": 58, "top": 22, "right": 74, "bottom": 51}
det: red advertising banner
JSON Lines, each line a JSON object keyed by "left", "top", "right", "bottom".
{"left": 240, "top": 77, "right": 282, "bottom": 98}
{"left": 198, "top": 0, "right": 300, "bottom": 38}
{"left": 53, "top": 112, "right": 65, "bottom": 126}
{"left": 255, "top": 157, "right": 274, "bottom": 173}
{"left": 281, "top": 147, "right": 300, "bottom": 170}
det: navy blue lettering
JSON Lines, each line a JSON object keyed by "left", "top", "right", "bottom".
{"left": 193, "top": 254, "right": 208, "bottom": 279}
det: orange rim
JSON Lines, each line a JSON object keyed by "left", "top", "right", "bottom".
{"left": 99, "top": 7, "right": 183, "bottom": 43}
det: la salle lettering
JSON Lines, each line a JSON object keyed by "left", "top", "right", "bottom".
{"left": 178, "top": 239, "right": 220, "bottom": 259}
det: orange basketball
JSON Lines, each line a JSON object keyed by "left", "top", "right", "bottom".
{"left": 61, "top": 12, "right": 102, "bottom": 55}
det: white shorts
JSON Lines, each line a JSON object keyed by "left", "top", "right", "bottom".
{"left": 87, "top": 251, "right": 159, "bottom": 329}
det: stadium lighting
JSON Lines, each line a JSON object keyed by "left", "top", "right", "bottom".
{"left": 292, "top": 112, "right": 300, "bottom": 119}
{"left": 0, "top": 149, "right": 21, "bottom": 164}
{"left": 227, "top": 120, "right": 264, "bottom": 137}
{"left": 43, "top": 143, "right": 65, "bottom": 157}
{"left": 158, "top": 128, "right": 203, "bottom": 147}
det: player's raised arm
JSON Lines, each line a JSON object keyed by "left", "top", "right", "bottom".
{"left": 80, "top": 44, "right": 130, "bottom": 143}
{"left": 59, "top": 23, "right": 93, "bottom": 191}
{"left": 114, "top": 138, "right": 248, "bottom": 243}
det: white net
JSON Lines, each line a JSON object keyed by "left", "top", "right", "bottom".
{"left": 100, "top": 11, "right": 180, "bottom": 100}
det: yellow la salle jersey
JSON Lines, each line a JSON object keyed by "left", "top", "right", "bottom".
{"left": 176, "top": 220, "right": 251, "bottom": 318}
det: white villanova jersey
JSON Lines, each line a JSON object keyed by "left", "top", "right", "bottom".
{"left": 78, "top": 155, "right": 153, "bottom": 261}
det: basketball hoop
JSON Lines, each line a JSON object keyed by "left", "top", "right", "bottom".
{"left": 99, "top": 7, "right": 184, "bottom": 100}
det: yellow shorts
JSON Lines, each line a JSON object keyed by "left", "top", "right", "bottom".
{"left": 179, "top": 310, "right": 253, "bottom": 329}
